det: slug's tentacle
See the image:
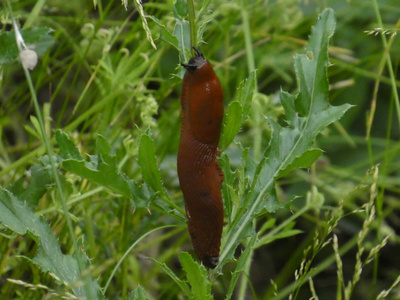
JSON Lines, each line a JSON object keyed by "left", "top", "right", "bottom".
{"left": 193, "top": 46, "right": 204, "bottom": 58}
{"left": 177, "top": 48, "right": 224, "bottom": 269}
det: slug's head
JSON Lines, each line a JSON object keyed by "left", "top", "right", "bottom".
{"left": 202, "top": 256, "right": 219, "bottom": 269}
{"left": 181, "top": 47, "right": 207, "bottom": 73}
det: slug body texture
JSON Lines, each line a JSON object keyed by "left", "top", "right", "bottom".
{"left": 178, "top": 48, "right": 224, "bottom": 269}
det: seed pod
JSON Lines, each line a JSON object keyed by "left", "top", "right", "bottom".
{"left": 178, "top": 47, "right": 224, "bottom": 269}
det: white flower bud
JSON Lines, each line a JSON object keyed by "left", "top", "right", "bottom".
{"left": 20, "top": 49, "right": 38, "bottom": 70}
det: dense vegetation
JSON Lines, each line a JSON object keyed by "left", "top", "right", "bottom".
{"left": 0, "top": 0, "right": 399, "bottom": 299}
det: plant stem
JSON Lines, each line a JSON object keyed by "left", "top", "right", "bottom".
{"left": 187, "top": 0, "right": 197, "bottom": 49}
{"left": 7, "top": 2, "right": 93, "bottom": 298}
{"left": 371, "top": 0, "right": 400, "bottom": 134}
{"left": 103, "top": 225, "right": 177, "bottom": 294}
{"left": 240, "top": 0, "right": 261, "bottom": 161}
{"left": 270, "top": 235, "right": 358, "bottom": 300}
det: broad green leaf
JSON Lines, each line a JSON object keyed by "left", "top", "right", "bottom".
{"left": 150, "top": 258, "right": 192, "bottom": 297}
{"left": 0, "top": 189, "right": 104, "bottom": 299}
{"left": 8, "top": 162, "right": 52, "bottom": 207}
{"left": 220, "top": 101, "right": 242, "bottom": 151}
{"left": 225, "top": 235, "right": 257, "bottom": 300}
{"left": 56, "top": 130, "right": 152, "bottom": 209}
{"left": 278, "top": 148, "right": 323, "bottom": 177}
{"left": 60, "top": 133, "right": 131, "bottom": 198}
{"left": 174, "top": 19, "right": 190, "bottom": 58}
{"left": 218, "top": 8, "right": 351, "bottom": 268}
{"left": 128, "top": 285, "right": 147, "bottom": 300}
{"left": 138, "top": 134, "right": 166, "bottom": 196}
{"left": 62, "top": 158, "right": 131, "bottom": 197}
{"left": 220, "top": 72, "right": 256, "bottom": 151}
{"left": 96, "top": 134, "right": 114, "bottom": 164}
{"left": 0, "top": 27, "right": 54, "bottom": 65}
{"left": 56, "top": 130, "right": 82, "bottom": 160}
{"left": 148, "top": 16, "right": 180, "bottom": 51}
{"left": 179, "top": 252, "right": 212, "bottom": 300}
{"left": 173, "top": 0, "right": 188, "bottom": 20}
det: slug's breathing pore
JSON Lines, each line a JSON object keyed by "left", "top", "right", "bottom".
{"left": 178, "top": 47, "right": 224, "bottom": 269}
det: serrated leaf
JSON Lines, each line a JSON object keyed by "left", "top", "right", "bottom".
{"left": 0, "top": 189, "right": 104, "bottom": 299}
{"left": 56, "top": 131, "right": 152, "bottom": 209}
{"left": 96, "top": 134, "right": 114, "bottom": 164}
{"left": 278, "top": 148, "right": 323, "bottom": 177}
{"left": 56, "top": 130, "right": 82, "bottom": 160}
{"left": 128, "top": 285, "right": 147, "bottom": 300}
{"left": 220, "top": 72, "right": 256, "bottom": 151}
{"left": 219, "top": 153, "right": 235, "bottom": 217}
{"left": 219, "top": 216, "right": 255, "bottom": 267}
{"left": 0, "top": 27, "right": 54, "bottom": 65}
{"left": 150, "top": 258, "right": 192, "bottom": 297}
{"left": 129, "top": 181, "right": 153, "bottom": 210}
{"left": 218, "top": 8, "right": 351, "bottom": 268}
{"left": 240, "top": 71, "right": 256, "bottom": 120}
{"left": 179, "top": 252, "right": 212, "bottom": 300}
{"left": 138, "top": 134, "right": 165, "bottom": 196}
{"left": 220, "top": 101, "right": 243, "bottom": 151}
{"left": 62, "top": 158, "right": 131, "bottom": 197}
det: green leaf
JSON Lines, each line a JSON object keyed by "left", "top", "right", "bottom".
{"left": 56, "top": 130, "right": 152, "bottom": 209}
{"left": 0, "top": 27, "right": 54, "bottom": 65}
{"left": 128, "top": 285, "right": 147, "bottom": 300}
{"left": 138, "top": 134, "right": 165, "bottom": 196}
{"left": 174, "top": 19, "right": 191, "bottom": 57}
{"left": 96, "top": 134, "right": 114, "bottom": 164}
{"left": 173, "top": 0, "right": 188, "bottom": 19}
{"left": 225, "top": 235, "right": 257, "bottom": 300}
{"left": 219, "top": 153, "right": 235, "bottom": 217}
{"left": 0, "top": 189, "right": 104, "bottom": 299}
{"left": 179, "top": 252, "right": 212, "bottom": 300}
{"left": 220, "top": 101, "right": 243, "bottom": 151}
{"left": 256, "top": 229, "right": 303, "bottom": 248}
{"left": 239, "top": 71, "right": 256, "bottom": 121}
{"left": 56, "top": 130, "right": 82, "bottom": 160}
{"left": 8, "top": 161, "right": 52, "bottom": 207}
{"left": 62, "top": 156, "right": 132, "bottom": 198}
{"left": 278, "top": 148, "right": 323, "bottom": 177}
{"left": 220, "top": 72, "right": 256, "bottom": 151}
{"left": 218, "top": 8, "right": 351, "bottom": 268}
{"left": 150, "top": 258, "right": 192, "bottom": 297}
{"left": 148, "top": 16, "right": 180, "bottom": 51}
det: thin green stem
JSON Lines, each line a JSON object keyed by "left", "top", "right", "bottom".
{"left": 187, "top": 0, "right": 197, "bottom": 49}
{"left": 7, "top": 2, "right": 93, "bottom": 298}
{"left": 370, "top": 2, "right": 399, "bottom": 298}
{"left": 269, "top": 235, "right": 358, "bottom": 300}
{"left": 240, "top": 1, "right": 261, "bottom": 161}
{"left": 372, "top": 0, "right": 400, "bottom": 133}
{"left": 237, "top": 236, "right": 255, "bottom": 300}
{"left": 103, "top": 225, "right": 177, "bottom": 294}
